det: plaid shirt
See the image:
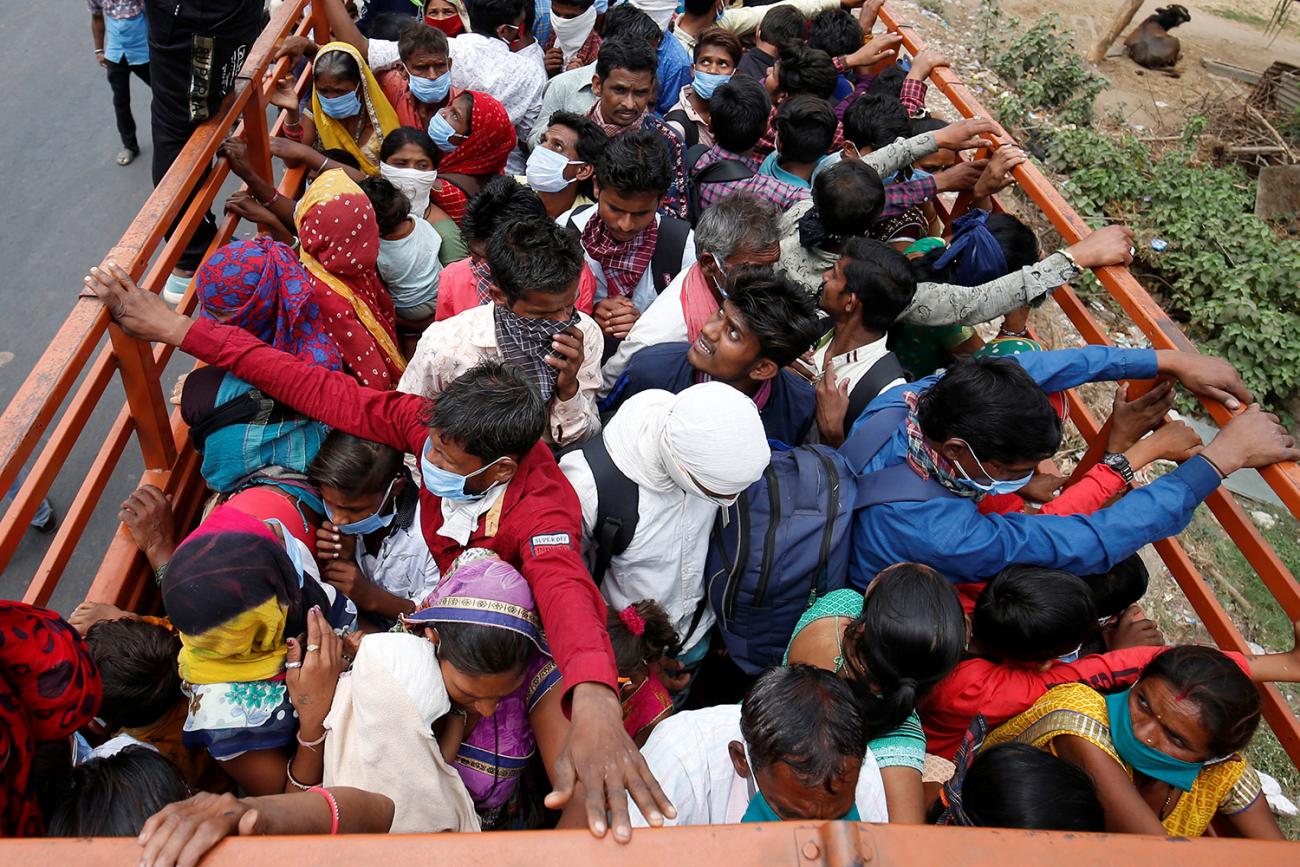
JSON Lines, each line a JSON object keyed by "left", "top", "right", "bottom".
{"left": 693, "top": 146, "right": 811, "bottom": 212}
{"left": 832, "top": 62, "right": 929, "bottom": 119}
{"left": 544, "top": 30, "right": 602, "bottom": 71}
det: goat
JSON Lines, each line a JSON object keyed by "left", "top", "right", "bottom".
{"left": 1124, "top": 5, "right": 1191, "bottom": 69}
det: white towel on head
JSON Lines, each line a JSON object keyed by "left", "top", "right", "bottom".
{"left": 631, "top": 0, "right": 678, "bottom": 32}
{"left": 552, "top": 5, "right": 598, "bottom": 61}
{"left": 323, "top": 633, "right": 481, "bottom": 833}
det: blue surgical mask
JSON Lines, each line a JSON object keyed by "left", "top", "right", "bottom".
{"left": 318, "top": 87, "right": 361, "bottom": 119}
{"left": 420, "top": 439, "right": 504, "bottom": 500}
{"left": 427, "top": 110, "right": 462, "bottom": 152}
{"left": 1056, "top": 642, "right": 1084, "bottom": 664}
{"left": 325, "top": 477, "right": 399, "bottom": 536}
{"left": 406, "top": 66, "right": 451, "bottom": 104}
{"left": 526, "top": 145, "right": 581, "bottom": 193}
{"left": 263, "top": 518, "right": 308, "bottom": 585}
{"left": 692, "top": 69, "right": 731, "bottom": 100}
{"left": 740, "top": 744, "right": 861, "bottom": 823}
{"left": 1105, "top": 688, "right": 1205, "bottom": 792}
{"left": 952, "top": 440, "right": 1035, "bottom": 496}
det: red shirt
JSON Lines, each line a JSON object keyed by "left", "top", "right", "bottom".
{"left": 434, "top": 258, "right": 598, "bottom": 322}
{"left": 181, "top": 318, "right": 618, "bottom": 696}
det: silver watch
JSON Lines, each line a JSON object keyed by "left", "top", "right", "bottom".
{"left": 1101, "top": 452, "right": 1134, "bottom": 486}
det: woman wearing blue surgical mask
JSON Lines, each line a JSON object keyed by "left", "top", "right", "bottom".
{"left": 982, "top": 642, "right": 1300, "bottom": 838}
{"left": 309, "top": 430, "right": 441, "bottom": 626}
{"left": 268, "top": 41, "right": 400, "bottom": 175}
{"left": 663, "top": 28, "right": 742, "bottom": 150}
{"left": 519, "top": 111, "right": 605, "bottom": 220}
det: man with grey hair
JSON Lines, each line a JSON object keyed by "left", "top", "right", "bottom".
{"left": 600, "top": 192, "right": 783, "bottom": 394}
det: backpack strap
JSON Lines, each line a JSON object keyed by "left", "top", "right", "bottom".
{"left": 855, "top": 462, "right": 957, "bottom": 507}
{"left": 664, "top": 110, "right": 699, "bottom": 149}
{"left": 651, "top": 216, "right": 692, "bottom": 294}
{"left": 843, "top": 351, "right": 907, "bottom": 435}
{"left": 687, "top": 156, "right": 755, "bottom": 223}
{"left": 581, "top": 436, "right": 640, "bottom": 586}
{"left": 839, "top": 404, "right": 909, "bottom": 471}
{"left": 564, "top": 202, "right": 595, "bottom": 233}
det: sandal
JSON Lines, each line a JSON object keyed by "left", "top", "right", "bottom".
{"left": 116, "top": 147, "right": 138, "bottom": 166}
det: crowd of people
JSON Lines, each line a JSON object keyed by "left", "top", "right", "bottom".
{"left": 21, "top": 0, "right": 1300, "bottom": 857}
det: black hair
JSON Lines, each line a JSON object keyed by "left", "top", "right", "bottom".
{"left": 913, "top": 213, "right": 1041, "bottom": 286}
{"left": 314, "top": 47, "right": 362, "bottom": 85}
{"left": 839, "top": 237, "right": 917, "bottom": 332}
{"left": 463, "top": 175, "right": 548, "bottom": 245}
{"left": 547, "top": 110, "right": 610, "bottom": 168}
{"left": 358, "top": 175, "right": 412, "bottom": 236}
{"left": 397, "top": 17, "right": 450, "bottom": 59}
{"left": 425, "top": 360, "right": 547, "bottom": 459}
{"left": 308, "top": 430, "right": 406, "bottom": 495}
{"left": 84, "top": 619, "right": 182, "bottom": 729}
{"left": 741, "top": 665, "right": 868, "bottom": 791}
{"left": 47, "top": 747, "right": 189, "bottom": 837}
{"left": 551, "top": 0, "right": 596, "bottom": 11}
{"left": 602, "top": 3, "right": 663, "bottom": 44}
{"left": 845, "top": 563, "right": 965, "bottom": 738}
{"left": 915, "top": 356, "right": 1063, "bottom": 463}
{"left": 1080, "top": 553, "right": 1149, "bottom": 620}
{"left": 467, "top": 0, "right": 525, "bottom": 35}
{"left": 321, "top": 147, "right": 362, "bottom": 170}
{"left": 775, "top": 45, "right": 837, "bottom": 100}
{"left": 843, "top": 93, "right": 910, "bottom": 151}
{"left": 380, "top": 126, "right": 440, "bottom": 163}
{"left": 486, "top": 214, "right": 585, "bottom": 301}
{"left": 758, "top": 6, "right": 807, "bottom": 50}
{"left": 709, "top": 76, "right": 773, "bottom": 154}
{"left": 694, "top": 27, "right": 744, "bottom": 65}
{"left": 726, "top": 266, "right": 822, "bottom": 368}
{"left": 595, "top": 37, "right": 659, "bottom": 83}
{"left": 596, "top": 129, "right": 673, "bottom": 198}
{"left": 682, "top": 0, "right": 718, "bottom": 16}
{"left": 607, "top": 600, "right": 681, "bottom": 676}
{"left": 811, "top": 160, "right": 886, "bottom": 238}
{"left": 910, "top": 116, "right": 948, "bottom": 137}
{"left": 369, "top": 13, "right": 417, "bottom": 41}
{"left": 961, "top": 743, "right": 1105, "bottom": 831}
{"left": 435, "top": 620, "right": 533, "bottom": 677}
{"left": 774, "top": 94, "right": 837, "bottom": 164}
{"left": 866, "top": 63, "right": 905, "bottom": 99}
{"left": 973, "top": 565, "right": 1097, "bottom": 661}
{"left": 1139, "top": 645, "right": 1263, "bottom": 757}
{"left": 809, "top": 8, "right": 863, "bottom": 57}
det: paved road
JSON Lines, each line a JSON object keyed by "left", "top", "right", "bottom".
{"left": 0, "top": 6, "right": 219, "bottom": 611}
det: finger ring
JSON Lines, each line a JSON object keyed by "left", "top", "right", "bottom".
{"left": 285, "top": 661, "right": 303, "bottom": 669}
{"left": 1128, "top": 247, "right": 1136, "bottom": 256}
{"left": 306, "top": 644, "right": 320, "bottom": 653}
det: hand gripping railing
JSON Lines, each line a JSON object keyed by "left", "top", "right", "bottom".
{"left": 0, "top": 1, "right": 1298, "bottom": 853}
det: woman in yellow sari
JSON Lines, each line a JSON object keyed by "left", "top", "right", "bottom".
{"left": 983, "top": 644, "right": 1290, "bottom": 838}
{"left": 294, "top": 169, "right": 406, "bottom": 388}
{"left": 273, "top": 41, "right": 400, "bottom": 175}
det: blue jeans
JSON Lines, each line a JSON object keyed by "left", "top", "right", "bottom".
{"left": 4, "top": 467, "right": 52, "bottom": 527}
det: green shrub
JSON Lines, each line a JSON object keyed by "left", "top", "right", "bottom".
{"left": 986, "top": 14, "right": 1106, "bottom": 126}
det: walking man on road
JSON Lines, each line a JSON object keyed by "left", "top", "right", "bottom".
{"left": 89, "top": 0, "right": 152, "bottom": 166}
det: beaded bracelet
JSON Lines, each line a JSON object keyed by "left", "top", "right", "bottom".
{"left": 152, "top": 562, "right": 168, "bottom": 586}
{"left": 310, "top": 787, "right": 340, "bottom": 835}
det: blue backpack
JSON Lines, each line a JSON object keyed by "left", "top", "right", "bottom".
{"left": 705, "top": 395, "right": 916, "bottom": 674}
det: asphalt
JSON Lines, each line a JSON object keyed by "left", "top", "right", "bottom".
{"left": 0, "top": 6, "right": 231, "bottom": 612}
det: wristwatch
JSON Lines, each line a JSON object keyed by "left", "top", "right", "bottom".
{"left": 1101, "top": 452, "right": 1134, "bottom": 486}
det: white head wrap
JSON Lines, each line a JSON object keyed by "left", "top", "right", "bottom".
{"left": 630, "top": 0, "right": 679, "bottom": 32}
{"left": 380, "top": 162, "right": 438, "bottom": 219}
{"left": 603, "top": 383, "right": 769, "bottom": 502}
{"left": 551, "top": 5, "right": 598, "bottom": 61}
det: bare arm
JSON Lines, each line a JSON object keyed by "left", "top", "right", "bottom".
{"left": 1223, "top": 794, "right": 1285, "bottom": 840}
{"left": 90, "top": 13, "right": 106, "bottom": 59}
{"left": 1053, "top": 734, "right": 1168, "bottom": 835}
{"left": 320, "top": 0, "right": 369, "bottom": 57}
{"left": 879, "top": 766, "right": 927, "bottom": 824}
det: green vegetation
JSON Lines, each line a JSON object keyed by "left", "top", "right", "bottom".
{"left": 987, "top": 14, "right": 1106, "bottom": 126}
{"left": 917, "top": 0, "right": 946, "bottom": 17}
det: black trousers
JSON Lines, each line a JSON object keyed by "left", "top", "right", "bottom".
{"left": 105, "top": 57, "right": 151, "bottom": 152}
{"left": 145, "top": 0, "right": 263, "bottom": 271}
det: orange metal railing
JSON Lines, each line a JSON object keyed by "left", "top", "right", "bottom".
{"left": 2, "top": 2, "right": 1300, "bottom": 858}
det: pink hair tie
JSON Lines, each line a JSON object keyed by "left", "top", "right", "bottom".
{"left": 619, "top": 605, "right": 646, "bottom": 637}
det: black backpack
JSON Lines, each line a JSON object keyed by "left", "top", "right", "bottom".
{"left": 566, "top": 204, "right": 692, "bottom": 294}
{"left": 686, "top": 143, "right": 754, "bottom": 224}
{"left": 843, "top": 351, "right": 908, "bottom": 434}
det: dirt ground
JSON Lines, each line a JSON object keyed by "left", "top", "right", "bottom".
{"left": 887, "top": 0, "right": 1300, "bottom": 132}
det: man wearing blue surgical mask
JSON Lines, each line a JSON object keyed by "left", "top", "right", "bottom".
{"left": 308, "top": 431, "right": 440, "bottom": 626}
{"left": 630, "top": 665, "right": 888, "bottom": 826}
{"left": 840, "top": 344, "right": 1297, "bottom": 587}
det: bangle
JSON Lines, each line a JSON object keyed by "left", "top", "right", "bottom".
{"left": 310, "top": 787, "right": 340, "bottom": 835}
{"left": 1201, "top": 454, "right": 1227, "bottom": 479}
{"left": 297, "top": 728, "right": 327, "bottom": 750}
{"left": 320, "top": 156, "right": 333, "bottom": 171}
{"left": 94, "top": 48, "right": 105, "bottom": 54}
{"left": 1059, "top": 247, "right": 1080, "bottom": 271}
{"left": 286, "top": 757, "right": 315, "bottom": 791}
{"left": 997, "top": 326, "right": 1029, "bottom": 338}
{"left": 258, "top": 190, "right": 281, "bottom": 208}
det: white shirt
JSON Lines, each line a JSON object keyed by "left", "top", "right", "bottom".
{"left": 559, "top": 206, "right": 697, "bottom": 314}
{"left": 559, "top": 447, "right": 717, "bottom": 650}
{"left": 630, "top": 704, "right": 889, "bottom": 827}
{"left": 600, "top": 267, "right": 693, "bottom": 395}
{"left": 355, "top": 497, "right": 441, "bottom": 605}
{"left": 806, "top": 333, "right": 905, "bottom": 444}
{"left": 369, "top": 34, "right": 547, "bottom": 142}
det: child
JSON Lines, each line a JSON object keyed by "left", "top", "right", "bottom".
{"left": 48, "top": 746, "right": 189, "bottom": 837}
{"left": 308, "top": 429, "right": 440, "bottom": 626}
{"left": 83, "top": 616, "right": 229, "bottom": 792}
{"left": 607, "top": 600, "right": 681, "bottom": 746}
{"left": 361, "top": 175, "right": 443, "bottom": 336}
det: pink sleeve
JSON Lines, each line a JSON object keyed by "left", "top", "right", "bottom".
{"left": 576, "top": 264, "right": 596, "bottom": 315}
{"left": 434, "top": 261, "right": 476, "bottom": 322}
